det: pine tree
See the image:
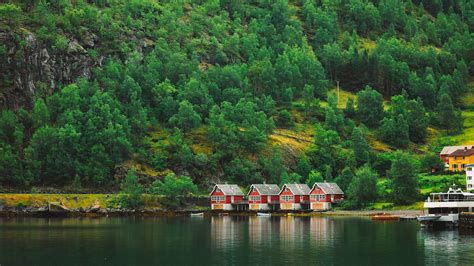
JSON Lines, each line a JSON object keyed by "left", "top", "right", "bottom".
{"left": 351, "top": 127, "right": 370, "bottom": 166}
{"left": 169, "top": 100, "right": 202, "bottom": 132}
{"left": 437, "top": 93, "right": 458, "bottom": 134}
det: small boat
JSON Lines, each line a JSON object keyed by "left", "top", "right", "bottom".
{"left": 417, "top": 215, "right": 441, "bottom": 222}
{"left": 190, "top": 212, "right": 204, "bottom": 217}
{"left": 372, "top": 213, "right": 400, "bottom": 221}
{"left": 257, "top": 212, "right": 271, "bottom": 217}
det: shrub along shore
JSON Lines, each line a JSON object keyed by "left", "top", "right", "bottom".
{"left": 0, "top": 193, "right": 424, "bottom": 217}
{"left": 0, "top": 194, "right": 208, "bottom": 217}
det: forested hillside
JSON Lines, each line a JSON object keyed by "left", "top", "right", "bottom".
{"left": 0, "top": 0, "right": 473, "bottom": 205}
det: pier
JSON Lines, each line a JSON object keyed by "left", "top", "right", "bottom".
{"left": 459, "top": 212, "right": 474, "bottom": 229}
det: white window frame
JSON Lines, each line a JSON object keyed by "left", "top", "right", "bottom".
{"left": 310, "top": 194, "right": 326, "bottom": 201}
{"left": 250, "top": 195, "right": 261, "bottom": 202}
{"left": 211, "top": 195, "right": 225, "bottom": 203}
{"left": 281, "top": 195, "right": 294, "bottom": 202}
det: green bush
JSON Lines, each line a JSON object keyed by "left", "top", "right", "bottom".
{"left": 150, "top": 173, "right": 197, "bottom": 209}
{"left": 118, "top": 169, "right": 144, "bottom": 208}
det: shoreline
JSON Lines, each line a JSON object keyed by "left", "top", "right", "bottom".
{"left": 0, "top": 207, "right": 422, "bottom": 218}
{"left": 0, "top": 193, "right": 422, "bottom": 218}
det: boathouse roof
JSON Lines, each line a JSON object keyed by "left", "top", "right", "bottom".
{"left": 248, "top": 184, "right": 280, "bottom": 195}
{"left": 210, "top": 184, "right": 244, "bottom": 196}
{"left": 312, "top": 182, "right": 344, "bottom": 195}
{"left": 280, "top": 184, "right": 311, "bottom": 195}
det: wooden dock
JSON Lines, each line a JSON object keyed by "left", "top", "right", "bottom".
{"left": 459, "top": 212, "right": 474, "bottom": 229}
{"left": 399, "top": 216, "right": 417, "bottom": 221}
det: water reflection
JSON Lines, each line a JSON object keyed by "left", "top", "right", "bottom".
{"left": 0, "top": 217, "right": 473, "bottom": 265}
{"left": 420, "top": 228, "right": 474, "bottom": 265}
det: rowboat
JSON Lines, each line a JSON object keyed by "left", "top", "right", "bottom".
{"left": 190, "top": 212, "right": 204, "bottom": 217}
{"left": 257, "top": 212, "right": 271, "bottom": 217}
{"left": 372, "top": 214, "right": 400, "bottom": 221}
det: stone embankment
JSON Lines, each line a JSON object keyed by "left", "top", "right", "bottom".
{"left": 0, "top": 194, "right": 209, "bottom": 217}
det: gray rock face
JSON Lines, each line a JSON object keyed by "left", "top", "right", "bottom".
{"left": 1, "top": 30, "right": 101, "bottom": 109}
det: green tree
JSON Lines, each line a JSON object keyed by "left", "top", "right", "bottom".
{"left": 351, "top": 127, "right": 370, "bottom": 166}
{"left": 334, "top": 166, "right": 353, "bottom": 192}
{"left": 0, "top": 110, "right": 24, "bottom": 149}
{"left": 389, "top": 152, "right": 419, "bottom": 205}
{"left": 277, "top": 109, "right": 294, "bottom": 128}
{"left": 306, "top": 170, "right": 324, "bottom": 186}
{"left": 344, "top": 98, "right": 356, "bottom": 119}
{"left": 32, "top": 98, "right": 50, "bottom": 129}
{"left": 325, "top": 93, "right": 344, "bottom": 133}
{"left": 281, "top": 172, "right": 303, "bottom": 186}
{"left": 437, "top": 93, "right": 462, "bottom": 134}
{"left": 0, "top": 142, "right": 23, "bottom": 185}
{"left": 420, "top": 153, "right": 445, "bottom": 173}
{"left": 407, "top": 99, "right": 428, "bottom": 143}
{"left": 119, "top": 169, "right": 144, "bottom": 208}
{"left": 296, "top": 155, "right": 311, "bottom": 180}
{"left": 303, "top": 84, "right": 314, "bottom": 119}
{"left": 347, "top": 165, "right": 378, "bottom": 208}
{"left": 169, "top": 100, "right": 201, "bottom": 132}
{"left": 150, "top": 173, "right": 197, "bottom": 208}
{"left": 379, "top": 114, "right": 409, "bottom": 148}
{"left": 356, "top": 86, "right": 384, "bottom": 128}
{"left": 261, "top": 147, "right": 286, "bottom": 184}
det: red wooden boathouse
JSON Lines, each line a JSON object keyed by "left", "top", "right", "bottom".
{"left": 279, "top": 184, "right": 311, "bottom": 210}
{"left": 210, "top": 184, "right": 245, "bottom": 211}
{"left": 309, "top": 182, "right": 344, "bottom": 210}
{"left": 248, "top": 184, "right": 280, "bottom": 211}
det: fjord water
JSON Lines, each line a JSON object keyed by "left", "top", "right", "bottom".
{"left": 0, "top": 216, "right": 473, "bottom": 265}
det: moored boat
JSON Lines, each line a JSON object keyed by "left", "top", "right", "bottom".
{"left": 417, "top": 215, "right": 441, "bottom": 222}
{"left": 256, "top": 212, "right": 271, "bottom": 217}
{"left": 372, "top": 213, "right": 400, "bottom": 221}
{"left": 190, "top": 212, "right": 204, "bottom": 217}
{"left": 418, "top": 184, "right": 474, "bottom": 227}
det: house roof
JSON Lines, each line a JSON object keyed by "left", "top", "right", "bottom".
{"left": 449, "top": 148, "right": 474, "bottom": 157}
{"left": 312, "top": 182, "right": 344, "bottom": 195}
{"left": 280, "top": 184, "right": 311, "bottom": 195}
{"left": 440, "top": 146, "right": 473, "bottom": 155}
{"left": 210, "top": 184, "right": 244, "bottom": 196}
{"left": 248, "top": 184, "right": 280, "bottom": 195}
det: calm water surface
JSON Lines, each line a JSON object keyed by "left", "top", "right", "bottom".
{"left": 0, "top": 216, "right": 473, "bottom": 265}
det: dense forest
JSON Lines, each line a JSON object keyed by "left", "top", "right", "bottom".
{"left": 0, "top": 0, "right": 473, "bottom": 207}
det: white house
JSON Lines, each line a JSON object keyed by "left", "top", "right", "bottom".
{"left": 467, "top": 164, "right": 474, "bottom": 191}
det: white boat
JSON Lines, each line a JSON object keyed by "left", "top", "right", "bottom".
{"left": 417, "top": 215, "right": 441, "bottom": 222}
{"left": 190, "top": 212, "right": 204, "bottom": 217}
{"left": 257, "top": 212, "right": 271, "bottom": 217}
{"left": 419, "top": 184, "right": 474, "bottom": 227}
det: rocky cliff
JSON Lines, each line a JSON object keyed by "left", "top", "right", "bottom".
{"left": 0, "top": 29, "right": 102, "bottom": 109}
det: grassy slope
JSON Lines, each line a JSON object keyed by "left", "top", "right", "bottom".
{"left": 451, "top": 81, "right": 474, "bottom": 145}
{"left": 135, "top": 85, "right": 473, "bottom": 179}
{"left": 0, "top": 193, "right": 208, "bottom": 210}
